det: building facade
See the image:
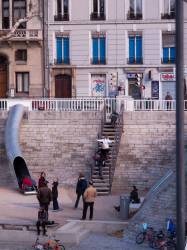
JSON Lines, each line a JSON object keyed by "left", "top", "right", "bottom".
{"left": 47, "top": 0, "right": 187, "bottom": 100}
{"left": 0, "top": 0, "right": 43, "bottom": 98}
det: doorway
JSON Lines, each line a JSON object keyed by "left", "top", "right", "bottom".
{"left": 55, "top": 74, "right": 72, "bottom": 98}
{"left": 0, "top": 55, "right": 8, "bottom": 98}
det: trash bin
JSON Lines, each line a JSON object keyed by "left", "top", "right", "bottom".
{"left": 120, "top": 195, "right": 130, "bottom": 220}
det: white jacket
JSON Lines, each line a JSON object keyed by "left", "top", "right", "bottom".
{"left": 97, "top": 138, "right": 112, "bottom": 149}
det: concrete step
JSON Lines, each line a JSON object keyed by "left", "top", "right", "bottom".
{"left": 55, "top": 222, "right": 90, "bottom": 245}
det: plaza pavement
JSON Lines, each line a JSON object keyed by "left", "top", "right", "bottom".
{"left": 0, "top": 186, "right": 149, "bottom": 250}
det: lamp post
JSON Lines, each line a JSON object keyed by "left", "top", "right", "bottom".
{"left": 176, "top": 0, "right": 185, "bottom": 249}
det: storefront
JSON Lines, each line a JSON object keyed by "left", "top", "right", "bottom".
{"left": 160, "top": 72, "right": 176, "bottom": 100}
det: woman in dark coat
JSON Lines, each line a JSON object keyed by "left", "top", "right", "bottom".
{"left": 74, "top": 173, "right": 87, "bottom": 208}
{"left": 52, "top": 178, "right": 59, "bottom": 211}
{"left": 38, "top": 172, "right": 46, "bottom": 188}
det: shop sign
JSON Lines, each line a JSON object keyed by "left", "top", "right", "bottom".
{"left": 127, "top": 73, "right": 137, "bottom": 79}
{"left": 160, "top": 73, "right": 176, "bottom": 81}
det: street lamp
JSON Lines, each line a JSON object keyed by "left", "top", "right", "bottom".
{"left": 176, "top": 0, "right": 185, "bottom": 249}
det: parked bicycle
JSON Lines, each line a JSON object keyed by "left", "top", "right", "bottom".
{"left": 135, "top": 223, "right": 156, "bottom": 247}
{"left": 151, "top": 230, "right": 176, "bottom": 250}
{"left": 33, "top": 237, "right": 65, "bottom": 250}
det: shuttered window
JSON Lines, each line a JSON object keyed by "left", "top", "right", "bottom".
{"left": 129, "top": 35, "right": 143, "bottom": 64}
{"left": 92, "top": 36, "right": 106, "bottom": 64}
{"left": 162, "top": 33, "right": 175, "bottom": 63}
{"left": 56, "top": 36, "right": 70, "bottom": 64}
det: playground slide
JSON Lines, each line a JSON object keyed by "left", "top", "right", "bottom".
{"left": 5, "top": 104, "right": 36, "bottom": 194}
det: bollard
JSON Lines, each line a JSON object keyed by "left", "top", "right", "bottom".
{"left": 120, "top": 195, "right": 130, "bottom": 220}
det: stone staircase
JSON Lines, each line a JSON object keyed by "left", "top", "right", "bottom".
{"left": 92, "top": 123, "right": 116, "bottom": 196}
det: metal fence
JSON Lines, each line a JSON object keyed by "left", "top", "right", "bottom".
{"left": 1, "top": 98, "right": 187, "bottom": 112}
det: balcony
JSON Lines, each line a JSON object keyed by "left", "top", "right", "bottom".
{"left": 90, "top": 12, "right": 106, "bottom": 21}
{"left": 161, "top": 12, "right": 175, "bottom": 19}
{"left": 161, "top": 58, "right": 175, "bottom": 64}
{"left": 91, "top": 58, "right": 106, "bottom": 65}
{"left": 127, "top": 12, "right": 142, "bottom": 20}
{"left": 127, "top": 57, "right": 143, "bottom": 64}
{"left": 0, "top": 29, "right": 42, "bottom": 41}
{"left": 54, "top": 13, "right": 69, "bottom": 21}
{"left": 54, "top": 58, "right": 70, "bottom": 65}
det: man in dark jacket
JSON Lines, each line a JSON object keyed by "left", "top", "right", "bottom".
{"left": 37, "top": 181, "right": 52, "bottom": 219}
{"left": 74, "top": 173, "right": 87, "bottom": 209}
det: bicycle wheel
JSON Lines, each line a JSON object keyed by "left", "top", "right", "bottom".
{"left": 160, "top": 241, "right": 176, "bottom": 250}
{"left": 136, "top": 232, "right": 145, "bottom": 244}
{"left": 59, "top": 244, "right": 65, "bottom": 250}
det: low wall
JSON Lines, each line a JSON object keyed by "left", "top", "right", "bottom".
{"left": 112, "top": 111, "right": 185, "bottom": 194}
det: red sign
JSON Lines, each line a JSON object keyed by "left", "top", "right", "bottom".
{"left": 160, "top": 73, "right": 176, "bottom": 81}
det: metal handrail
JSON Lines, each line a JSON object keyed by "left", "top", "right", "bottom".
{"left": 109, "top": 104, "right": 124, "bottom": 192}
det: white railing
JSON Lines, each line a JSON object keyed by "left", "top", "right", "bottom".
{"left": 0, "top": 98, "right": 187, "bottom": 112}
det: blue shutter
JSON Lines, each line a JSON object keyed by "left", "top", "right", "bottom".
{"left": 170, "top": 47, "right": 175, "bottom": 63}
{"left": 129, "top": 36, "right": 135, "bottom": 63}
{"left": 100, "top": 37, "right": 106, "bottom": 64}
{"left": 136, "top": 36, "right": 142, "bottom": 64}
{"left": 56, "top": 37, "right": 62, "bottom": 64}
{"left": 163, "top": 47, "right": 169, "bottom": 63}
{"left": 93, "top": 38, "right": 99, "bottom": 64}
{"left": 63, "top": 37, "right": 69, "bottom": 64}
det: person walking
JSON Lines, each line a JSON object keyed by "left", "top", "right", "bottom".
{"left": 82, "top": 180, "right": 97, "bottom": 220}
{"left": 165, "top": 91, "right": 173, "bottom": 110}
{"left": 37, "top": 180, "right": 52, "bottom": 220}
{"left": 52, "top": 178, "right": 59, "bottom": 211}
{"left": 74, "top": 173, "right": 87, "bottom": 209}
{"left": 97, "top": 136, "right": 113, "bottom": 159}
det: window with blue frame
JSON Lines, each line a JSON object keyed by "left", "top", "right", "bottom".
{"left": 162, "top": 33, "right": 175, "bottom": 63}
{"left": 128, "top": 34, "right": 143, "bottom": 64}
{"left": 92, "top": 35, "right": 106, "bottom": 64}
{"left": 56, "top": 36, "right": 70, "bottom": 64}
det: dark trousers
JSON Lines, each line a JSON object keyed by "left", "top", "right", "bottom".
{"left": 101, "top": 148, "right": 109, "bottom": 159}
{"left": 40, "top": 203, "right": 49, "bottom": 221}
{"left": 82, "top": 202, "right": 94, "bottom": 220}
{"left": 36, "top": 221, "right": 46, "bottom": 235}
{"left": 53, "top": 198, "right": 59, "bottom": 210}
{"left": 75, "top": 193, "right": 84, "bottom": 208}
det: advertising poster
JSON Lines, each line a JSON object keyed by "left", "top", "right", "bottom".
{"left": 151, "top": 81, "right": 159, "bottom": 99}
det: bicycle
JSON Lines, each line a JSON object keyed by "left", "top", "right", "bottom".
{"left": 135, "top": 223, "right": 156, "bottom": 247}
{"left": 33, "top": 237, "right": 65, "bottom": 250}
{"left": 151, "top": 230, "right": 176, "bottom": 250}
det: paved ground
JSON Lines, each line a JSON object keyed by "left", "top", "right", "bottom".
{"left": 0, "top": 186, "right": 150, "bottom": 250}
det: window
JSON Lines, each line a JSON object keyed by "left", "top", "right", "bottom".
{"left": 13, "top": 0, "right": 26, "bottom": 28}
{"left": 55, "top": 0, "right": 69, "bottom": 21}
{"left": 162, "top": 33, "right": 175, "bottom": 64}
{"left": 15, "top": 49, "right": 27, "bottom": 61}
{"left": 91, "top": 0, "right": 105, "bottom": 20}
{"left": 56, "top": 36, "right": 70, "bottom": 64}
{"left": 128, "top": 35, "right": 143, "bottom": 64}
{"left": 128, "top": 0, "right": 142, "bottom": 20}
{"left": 92, "top": 34, "right": 106, "bottom": 64}
{"left": 162, "top": 0, "right": 175, "bottom": 19}
{"left": 16, "top": 72, "right": 29, "bottom": 93}
{"left": 2, "top": 0, "right": 9, "bottom": 29}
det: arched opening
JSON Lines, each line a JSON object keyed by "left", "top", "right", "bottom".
{"left": 55, "top": 74, "right": 72, "bottom": 98}
{"left": 0, "top": 54, "right": 8, "bottom": 98}
{"left": 13, "top": 156, "right": 30, "bottom": 188}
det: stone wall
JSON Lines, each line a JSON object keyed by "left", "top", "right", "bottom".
{"left": 112, "top": 111, "right": 180, "bottom": 194}
{"left": 19, "top": 111, "right": 102, "bottom": 186}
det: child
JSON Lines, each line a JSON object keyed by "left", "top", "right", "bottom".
{"left": 36, "top": 207, "right": 48, "bottom": 236}
{"left": 52, "top": 178, "right": 59, "bottom": 211}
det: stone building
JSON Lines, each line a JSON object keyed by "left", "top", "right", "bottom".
{"left": 0, "top": 0, "right": 43, "bottom": 98}
{"left": 47, "top": 0, "right": 187, "bottom": 99}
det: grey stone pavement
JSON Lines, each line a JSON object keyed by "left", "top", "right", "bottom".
{"left": 0, "top": 186, "right": 150, "bottom": 250}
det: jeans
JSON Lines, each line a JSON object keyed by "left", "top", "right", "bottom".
{"left": 82, "top": 202, "right": 94, "bottom": 220}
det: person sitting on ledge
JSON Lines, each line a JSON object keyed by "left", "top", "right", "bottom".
{"left": 114, "top": 185, "right": 140, "bottom": 212}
